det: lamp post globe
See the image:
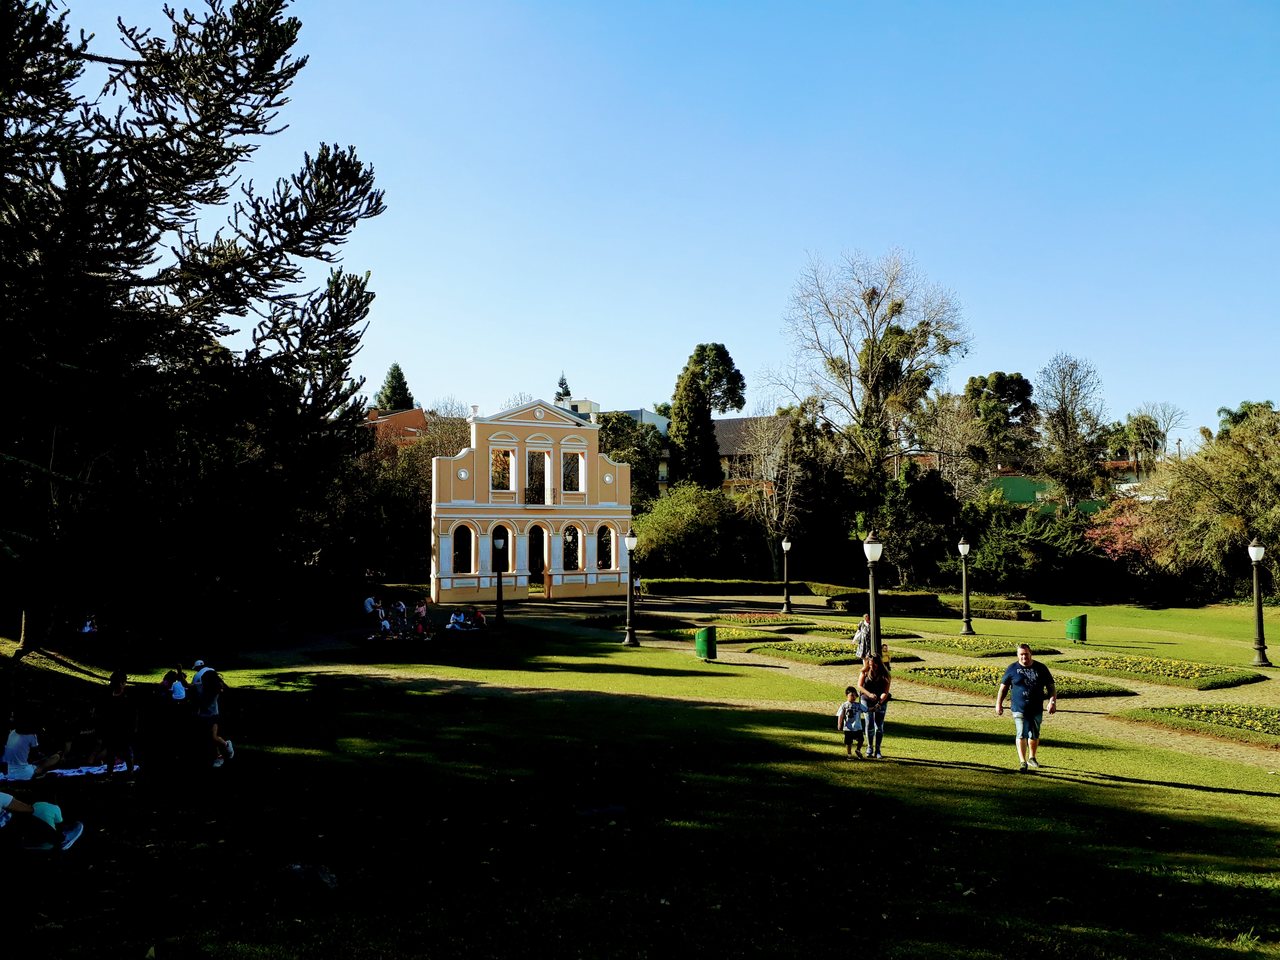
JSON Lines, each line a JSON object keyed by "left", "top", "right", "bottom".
{"left": 780, "top": 537, "right": 793, "bottom": 614}
{"left": 623, "top": 529, "right": 640, "bottom": 647}
{"left": 863, "top": 532, "right": 883, "bottom": 660}
{"left": 958, "top": 536, "right": 975, "bottom": 636}
{"left": 493, "top": 535, "right": 506, "bottom": 626}
{"left": 1249, "top": 539, "right": 1272, "bottom": 667}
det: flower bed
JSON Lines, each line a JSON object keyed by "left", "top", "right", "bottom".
{"left": 1055, "top": 655, "right": 1266, "bottom": 691}
{"left": 707, "top": 613, "right": 814, "bottom": 627}
{"left": 652, "top": 626, "right": 778, "bottom": 643}
{"left": 901, "top": 665, "right": 1133, "bottom": 698}
{"left": 1121, "top": 705, "right": 1280, "bottom": 748}
{"left": 898, "top": 637, "right": 1061, "bottom": 658}
{"left": 746, "top": 641, "right": 923, "bottom": 667}
{"left": 787, "top": 626, "right": 920, "bottom": 641}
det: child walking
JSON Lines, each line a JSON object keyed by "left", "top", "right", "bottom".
{"left": 836, "top": 686, "right": 865, "bottom": 759}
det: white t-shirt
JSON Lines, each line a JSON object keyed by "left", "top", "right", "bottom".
{"left": 170, "top": 681, "right": 186, "bottom": 700}
{"left": 3, "top": 731, "right": 39, "bottom": 780}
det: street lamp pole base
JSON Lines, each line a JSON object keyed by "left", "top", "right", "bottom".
{"left": 1254, "top": 649, "right": 1272, "bottom": 668}
{"left": 960, "top": 620, "right": 975, "bottom": 636}
{"left": 622, "top": 630, "right": 639, "bottom": 647}
{"left": 780, "top": 600, "right": 793, "bottom": 614}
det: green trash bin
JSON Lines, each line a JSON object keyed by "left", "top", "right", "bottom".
{"left": 695, "top": 625, "right": 718, "bottom": 660}
{"left": 1065, "top": 614, "right": 1087, "bottom": 644}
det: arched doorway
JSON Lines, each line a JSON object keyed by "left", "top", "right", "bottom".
{"left": 528, "top": 526, "right": 546, "bottom": 577}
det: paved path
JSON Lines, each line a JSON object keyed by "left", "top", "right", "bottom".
{"left": 513, "top": 594, "right": 1280, "bottom": 774}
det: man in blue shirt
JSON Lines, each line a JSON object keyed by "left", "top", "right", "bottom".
{"left": 996, "top": 644, "right": 1057, "bottom": 772}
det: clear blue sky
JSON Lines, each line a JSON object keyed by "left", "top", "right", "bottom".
{"left": 78, "top": 1, "right": 1279, "bottom": 446}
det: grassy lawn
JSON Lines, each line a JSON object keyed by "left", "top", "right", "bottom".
{"left": 2, "top": 608, "right": 1279, "bottom": 959}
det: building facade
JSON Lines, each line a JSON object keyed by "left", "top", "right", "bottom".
{"left": 430, "top": 400, "right": 633, "bottom": 604}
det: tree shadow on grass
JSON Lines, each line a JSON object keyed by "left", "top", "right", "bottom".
{"left": 8, "top": 660, "right": 1280, "bottom": 960}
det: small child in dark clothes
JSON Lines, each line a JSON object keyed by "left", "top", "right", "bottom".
{"left": 836, "top": 686, "right": 865, "bottom": 759}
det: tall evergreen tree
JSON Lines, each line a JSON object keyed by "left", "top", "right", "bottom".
{"left": 554, "top": 373, "right": 572, "bottom": 403}
{"left": 667, "top": 344, "right": 746, "bottom": 489}
{"left": 374, "top": 363, "right": 416, "bottom": 411}
{"left": 1, "top": 0, "right": 384, "bottom": 647}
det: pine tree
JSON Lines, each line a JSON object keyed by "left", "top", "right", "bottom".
{"left": 554, "top": 373, "right": 572, "bottom": 403}
{"left": 375, "top": 364, "right": 416, "bottom": 411}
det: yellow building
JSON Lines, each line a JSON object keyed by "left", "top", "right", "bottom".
{"left": 431, "top": 399, "right": 633, "bottom": 603}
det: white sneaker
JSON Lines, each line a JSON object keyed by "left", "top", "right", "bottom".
{"left": 1018, "top": 761, "right": 1029, "bottom": 772}
{"left": 225, "top": 740, "right": 235, "bottom": 760}
{"left": 1027, "top": 758, "right": 1040, "bottom": 769}
{"left": 212, "top": 758, "right": 225, "bottom": 769}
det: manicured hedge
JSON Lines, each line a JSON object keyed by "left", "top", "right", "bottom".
{"left": 745, "top": 640, "right": 924, "bottom": 667}
{"left": 787, "top": 625, "right": 921, "bottom": 641}
{"left": 1055, "top": 656, "right": 1266, "bottom": 691}
{"left": 652, "top": 626, "right": 779, "bottom": 643}
{"left": 707, "top": 613, "right": 815, "bottom": 627}
{"left": 941, "top": 605, "right": 1043, "bottom": 622}
{"left": 641, "top": 579, "right": 801, "bottom": 597}
{"left": 1121, "top": 705, "right": 1280, "bottom": 748}
{"left": 902, "top": 665, "right": 1133, "bottom": 698}
{"left": 828, "top": 591, "right": 948, "bottom": 616}
{"left": 579, "top": 612, "right": 694, "bottom": 631}
{"left": 898, "top": 637, "right": 1061, "bottom": 658}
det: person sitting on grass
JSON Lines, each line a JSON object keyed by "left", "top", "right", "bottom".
{"left": 446, "top": 610, "right": 470, "bottom": 631}
{"left": 2, "top": 718, "right": 62, "bottom": 780}
{"left": 0, "top": 791, "right": 84, "bottom": 851}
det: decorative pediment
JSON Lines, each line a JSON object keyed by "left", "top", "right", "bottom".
{"left": 487, "top": 400, "right": 595, "bottom": 429}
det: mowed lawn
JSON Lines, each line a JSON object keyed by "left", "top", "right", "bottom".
{"left": 915, "top": 598, "right": 1280, "bottom": 668}
{"left": 3, "top": 610, "right": 1278, "bottom": 960}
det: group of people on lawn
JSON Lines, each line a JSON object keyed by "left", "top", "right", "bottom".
{"left": 363, "top": 595, "right": 491, "bottom": 637}
{"left": 837, "top": 615, "right": 1057, "bottom": 770}
{"left": 1, "top": 657, "right": 235, "bottom": 852}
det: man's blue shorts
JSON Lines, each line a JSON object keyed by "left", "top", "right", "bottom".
{"left": 1012, "top": 711, "right": 1043, "bottom": 741}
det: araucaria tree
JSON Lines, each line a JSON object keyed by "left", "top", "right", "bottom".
{"left": 668, "top": 343, "right": 746, "bottom": 489}
{"left": 1, "top": 0, "right": 385, "bottom": 644}
{"left": 782, "top": 250, "right": 969, "bottom": 471}
{"left": 374, "top": 364, "right": 416, "bottom": 411}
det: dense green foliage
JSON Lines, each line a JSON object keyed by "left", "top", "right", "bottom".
{"left": 373, "top": 363, "right": 415, "bottom": 411}
{"left": 633, "top": 485, "right": 760, "bottom": 577}
{"left": 2, "top": 0, "right": 384, "bottom": 642}
{"left": 597, "top": 411, "right": 664, "bottom": 510}
{"left": 667, "top": 343, "right": 745, "bottom": 488}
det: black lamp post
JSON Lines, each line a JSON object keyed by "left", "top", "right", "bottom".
{"left": 780, "top": 537, "right": 793, "bottom": 614}
{"left": 623, "top": 529, "right": 639, "bottom": 647}
{"left": 493, "top": 534, "right": 506, "bottom": 627}
{"left": 958, "top": 536, "right": 975, "bottom": 636}
{"left": 863, "top": 531, "right": 883, "bottom": 659}
{"left": 1249, "top": 539, "right": 1271, "bottom": 667}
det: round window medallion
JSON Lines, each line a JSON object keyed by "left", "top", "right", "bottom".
{"left": 603, "top": 473, "right": 614, "bottom": 484}
{"left": 534, "top": 408, "right": 545, "bottom": 420}
{"left": 457, "top": 468, "right": 469, "bottom": 480}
